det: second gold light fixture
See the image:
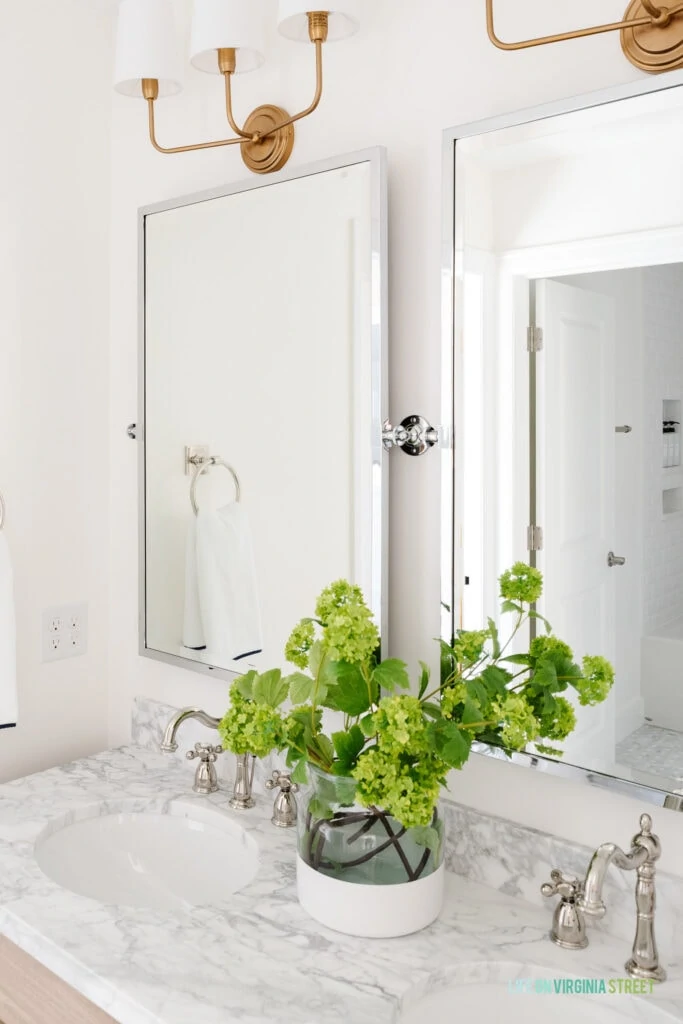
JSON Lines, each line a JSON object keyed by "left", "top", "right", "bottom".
{"left": 114, "top": 0, "right": 360, "bottom": 174}
{"left": 487, "top": 0, "right": 683, "bottom": 73}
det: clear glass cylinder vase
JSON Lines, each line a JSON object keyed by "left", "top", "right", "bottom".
{"left": 297, "top": 764, "right": 444, "bottom": 886}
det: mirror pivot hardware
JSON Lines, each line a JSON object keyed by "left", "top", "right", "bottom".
{"left": 382, "top": 416, "right": 440, "bottom": 457}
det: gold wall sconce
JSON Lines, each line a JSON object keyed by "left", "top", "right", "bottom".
{"left": 487, "top": 0, "right": 683, "bottom": 73}
{"left": 114, "top": 0, "right": 359, "bottom": 175}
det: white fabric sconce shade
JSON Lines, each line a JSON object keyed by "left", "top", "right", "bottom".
{"left": 191, "top": 0, "right": 267, "bottom": 75}
{"left": 277, "top": 1, "right": 360, "bottom": 42}
{"left": 114, "top": 0, "right": 183, "bottom": 98}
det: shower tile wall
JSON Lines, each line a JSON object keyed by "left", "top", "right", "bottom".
{"left": 642, "top": 264, "right": 683, "bottom": 633}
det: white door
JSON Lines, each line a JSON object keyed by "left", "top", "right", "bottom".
{"left": 536, "top": 279, "right": 617, "bottom": 767}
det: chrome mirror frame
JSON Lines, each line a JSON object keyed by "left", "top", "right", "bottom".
{"left": 138, "top": 148, "right": 389, "bottom": 683}
{"left": 441, "top": 72, "right": 683, "bottom": 812}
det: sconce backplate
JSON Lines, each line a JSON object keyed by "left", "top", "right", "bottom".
{"left": 242, "top": 106, "right": 295, "bottom": 175}
{"left": 621, "top": 2, "right": 683, "bottom": 72}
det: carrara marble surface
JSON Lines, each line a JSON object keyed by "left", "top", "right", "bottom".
{"left": 0, "top": 744, "right": 682, "bottom": 1024}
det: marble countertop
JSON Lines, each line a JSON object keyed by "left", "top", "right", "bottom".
{"left": 0, "top": 745, "right": 681, "bottom": 1024}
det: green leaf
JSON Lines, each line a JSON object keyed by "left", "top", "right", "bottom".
{"left": 422, "top": 701, "right": 442, "bottom": 720}
{"left": 311, "top": 733, "right": 335, "bottom": 767}
{"left": 480, "top": 665, "right": 511, "bottom": 696}
{"left": 465, "top": 678, "right": 488, "bottom": 708}
{"left": 532, "top": 660, "right": 558, "bottom": 690}
{"left": 325, "top": 662, "right": 373, "bottom": 716}
{"left": 418, "top": 661, "right": 431, "bottom": 699}
{"left": 308, "top": 641, "right": 325, "bottom": 678}
{"left": 410, "top": 825, "right": 443, "bottom": 860}
{"left": 487, "top": 617, "right": 501, "bottom": 659}
{"left": 372, "top": 658, "right": 410, "bottom": 694}
{"left": 501, "top": 600, "right": 522, "bottom": 615}
{"left": 290, "top": 758, "right": 309, "bottom": 785}
{"left": 234, "top": 670, "right": 257, "bottom": 700}
{"left": 253, "top": 669, "right": 288, "bottom": 708}
{"left": 308, "top": 796, "right": 334, "bottom": 821}
{"left": 528, "top": 610, "right": 553, "bottom": 634}
{"left": 359, "top": 712, "right": 376, "bottom": 737}
{"left": 503, "top": 654, "right": 532, "bottom": 666}
{"left": 332, "top": 725, "right": 366, "bottom": 773}
{"left": 461, "top": 700, "right": 484, "bottom": 727}
{"left": 428, "top": 719, "right": 473, "bottom": 769}
{"left": 287, "top": 672, "right": 315, "bottom": 705}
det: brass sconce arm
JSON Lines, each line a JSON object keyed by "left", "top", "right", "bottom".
{"left": 485, "top": 0, "right": 683, "bottom": 51}
{"left": 223, "top": 36, "right": 324, "bottom": 140}
{"left": 266, "top": 39, "right": 325, "bottom": 133}
{"left": 144, "top": 81, "right": 246, "bottom": 154}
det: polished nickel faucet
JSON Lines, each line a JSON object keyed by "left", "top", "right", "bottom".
{"left": 161, "top": 707, "right": 224, "bottom": 795}
{"left": 542, "top": 813, "right": 666, "bottom": 983}
{"left": 160, "top": 706, "right": 256, "bottom": 808}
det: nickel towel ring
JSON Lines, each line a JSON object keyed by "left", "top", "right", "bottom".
{"left": 190, "top": 457, "right": 241, "bottom": 515}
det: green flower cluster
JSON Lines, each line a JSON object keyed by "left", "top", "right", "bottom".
{"left": 499, "top": 562, "right": 543, "bottom": 605}
{"left": 492, "top": 693, "right": 539, "bottom": 749}
{"left": 529, "top": 635, "right": 573, "bottom": 662}
{"left": 440, "top": 682, "right": 468, "bottom": 719}
{"left": 285, "top": 619, "right": 315, "bottom": 670}
{"left": 452, "top": 629, "right": 489, "bottom": 667}
{"left": 315, "top": 580, "right": 366, "bottom": 623}
{"left": 352, "top": 748, "right": 444, "bottom": 829}
{"left": 322, "top": 600, "right": 379, "bottom": 664}
{"left": 538, "top": 696, "right": 576, "bottom": 742}
{"left": 576, "top": 655, "right": 615, "bottom": 706}
{"left": 218, "top": 682, "right": 285, "bottom": 759}
{"left": 369, "top": 696, "right": 430, "bottom": 753}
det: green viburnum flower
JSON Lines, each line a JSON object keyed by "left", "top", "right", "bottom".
{"left": 499, "top": 562, "right": 543, "bottom": 605}
{"left": 492, "top": 693, "right": 539, "bottom": 749}
{"left": 315, "top": 580, "right": 366, "bottom": 625}
{"left": 285, "top": 619, "right": 316, "bottom": 670}
{"left": 218, "top": 683, "right": 285, "bottom": 759}
{"left": 352, "top": 748, "right": 444, "bottom": 829}
{"left": 452, "top": 629, "right": 489, "bottom": 667}
{"left": 538, "top": 696, "right": 576, "bottom": 742}
{"left": 576, "top": 655, "right": 615, "bottom": 706}
{"left": 529, "top": 635, "right": 573, "bottom": 662}
{"left": 322, "top": 604, "right": 379, "bottom": 664}
{"left": 371, "top": 696, "right": 430, "bottom": 754}
{"left": 440, "top": 682, "right": 468, "bottom": 718}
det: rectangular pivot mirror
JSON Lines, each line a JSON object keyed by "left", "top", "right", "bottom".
{"left": 140, "top": 150, "right": 388, "bottom": 680}
{"left": 443, "top": 79, "right": 683, "bottom": 811}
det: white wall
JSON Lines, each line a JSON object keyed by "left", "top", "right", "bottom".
{"left": 0, "top": 0, "right": 114, "bottom": 781}
{"left": 108, "top": 0, "right": 683, "bottom": 875}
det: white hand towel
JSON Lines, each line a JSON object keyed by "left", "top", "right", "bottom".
{"left": 0, "top": 534, "right": 17, "bottom": 727}
{"left": 194, "top": 503, "right": 263, "bottom": 665}
{"left": 182, "top": 517, "right": 207, "bottom": 652}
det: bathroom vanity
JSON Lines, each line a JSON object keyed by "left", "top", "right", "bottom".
{"left": 0, "top": 699, "right": 682, "bottom": 1024}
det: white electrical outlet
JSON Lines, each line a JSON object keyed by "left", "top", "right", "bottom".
{"left": 42, "top": 604, "right": 88, "bottom": 662}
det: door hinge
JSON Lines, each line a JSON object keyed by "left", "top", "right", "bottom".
{"left": 527, "top": 326, "right": 544, "bottom": 353}
{"left": 527, "top": 525, "right": 544, "bottom": 552}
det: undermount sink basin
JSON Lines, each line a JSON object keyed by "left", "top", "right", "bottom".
{"left": 399, "top": 963, "right": 675, "bottom": 1024}
{"left": 35, "top": 800, "right": 259, "bottom": 912}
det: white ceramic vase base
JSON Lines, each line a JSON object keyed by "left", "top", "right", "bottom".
{"left": 296, "top": 855, "right": 445, "bottom": 938}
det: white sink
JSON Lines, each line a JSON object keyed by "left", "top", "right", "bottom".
{"left": 35, "top": 801, "right": 259, "bottom": 912}
{"left": 399, "top": 962, "right": 675, "bottom": 1023}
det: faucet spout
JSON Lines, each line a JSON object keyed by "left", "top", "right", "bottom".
{"left": 581, "top": 841, "right": 649, "bottom": 918}
{"left": 160, "top": 707, "right": 222, "bottom": 753}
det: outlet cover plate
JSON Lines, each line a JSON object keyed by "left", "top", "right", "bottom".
{"left": 42, "top": 604, "right": 88, "bottom": 663}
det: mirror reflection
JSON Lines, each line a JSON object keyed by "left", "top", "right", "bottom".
{"left": 450, "top": 85, "right": 683, "bottom": 798}
{"left": 143, "top": 154, "right": 386, "bottom": 677}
